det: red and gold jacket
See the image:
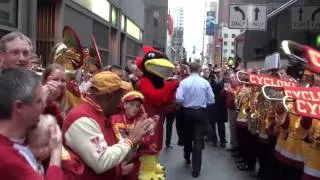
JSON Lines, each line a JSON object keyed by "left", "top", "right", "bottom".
{"left": 62, "top": 101, "right": 123, "bottom": 180}
{"left": 109, "top": 113, "right": 141, "bottom": 180}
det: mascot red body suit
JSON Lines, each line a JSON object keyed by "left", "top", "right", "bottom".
{"left": 136, "top": 46, "right": 179, "bottom": 180}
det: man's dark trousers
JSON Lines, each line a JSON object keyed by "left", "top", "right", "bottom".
{"left": 165, "top": 111, "right": 175, "bottom": 146}
{"left": 183, "top": 107, "right": 207, "bottom": 174}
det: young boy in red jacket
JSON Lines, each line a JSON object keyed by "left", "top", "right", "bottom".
{"left": 110, "top": 91, "right": 158, "bottom": 180}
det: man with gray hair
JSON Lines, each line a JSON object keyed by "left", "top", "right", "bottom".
{"left": 0, "top": 31, "right": 60, "bottom": 103}
{"left": 0, "top": 68, "right": 63, "bottom": 179}
{"left": 0, "top": 32, "right": 33, "bottom": 68}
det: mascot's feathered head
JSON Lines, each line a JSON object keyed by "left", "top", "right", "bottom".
{"left": 136, "top": 46, "right": 174, "bottom": 88}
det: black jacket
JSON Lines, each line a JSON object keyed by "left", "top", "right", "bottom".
{"left": 206, "top": 77, "right": 228, "bottom": 123}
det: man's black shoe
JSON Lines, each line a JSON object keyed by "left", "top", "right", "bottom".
{"left": 212, "top": 141, "right": 218, "bottom": 147}
{"left": 184, "top": 155, "right": 191, "bottom": 164}
{"left": 177, "top": 139, "right": 184, "bottom": 146}
{"left": 234, "top": 158, "right": 245, "bottom": 163}
{"left": 226, "top": 147, "right": 238, "bottom": 152}
{"left": 166, "top": 144, "right": 173, "bottom": 149}
{"left": 232, "top": 152, "right": 241, "bottom": 158}
{"left": 250, "top": 172, "right": 261, "bottom": 178}
{"left": 192, "top": 171, "right": 200, "bottom": 177}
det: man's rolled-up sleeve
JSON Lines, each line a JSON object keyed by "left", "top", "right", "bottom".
{"left": 206, "top": 82, "right": 215, "bottom": 104}
{"left": 176, "top": 82, "right": 184, "bottom": 104}
{"left": 64, "top": 117, "right": 132, "bottom": 174}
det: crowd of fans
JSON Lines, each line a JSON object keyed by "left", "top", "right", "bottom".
{"left": 0, "top": 30, "right": 248, "bottom": 180}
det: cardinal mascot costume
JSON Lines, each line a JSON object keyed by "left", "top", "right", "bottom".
{"left": 135, "top": 46, "right": 179, "bottom": 180}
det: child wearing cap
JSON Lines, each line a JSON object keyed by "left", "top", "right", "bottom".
{"left": 27, "top": 115, "right": 85, "bottom": 180}
{"left": 110, "top": 91, "right": 158, "bottom": 180}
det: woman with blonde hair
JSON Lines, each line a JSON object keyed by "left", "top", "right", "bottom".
{"left": 42, "top": 63, "right": 68, "bottom": 127}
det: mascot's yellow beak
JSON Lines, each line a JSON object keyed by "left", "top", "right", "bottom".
{"left": 145, "top": 58, "right": 174, "bottom": 78}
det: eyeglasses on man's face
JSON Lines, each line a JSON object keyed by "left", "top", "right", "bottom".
{"left": 5, "top": 49, "right": 31, "bottom": 58}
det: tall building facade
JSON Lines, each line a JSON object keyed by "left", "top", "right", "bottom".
{"left": 221, "top": 27, "right": 241, "bottom": 61}
{"left": 0, "top": 0, "right": 145, "bottom": 67}
{"left": 171, "top": 6, "right": 185, "bottom": 61}
{"left": 143, "top": 0, "right": 168, "bottom": 52}
{"left": 173, "top": 7, "right": 184, "bottom": 28}
{"left": 218, "top": 0, "right": 242, "bottom": 63}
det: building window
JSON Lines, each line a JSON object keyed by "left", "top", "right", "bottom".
{"left": 232, "top": 42, "right": 235, "bottom": 46}
{"left": 126, "top": 19, "right": 142, "bottom": 41}
{"left": 72, "top": 0, "right": 110, "bottom": 22}
{"left": 224, "top": 33, "right": 228, "bottom": 38}
{"left": 153, "top": 11, "right": 159, "bottom": 27}
{"left": 0, "top": 0, "right": 18, "bottom": 27}
{"left": 224, "top": 41, "right": 228, "bottom": 46}
{"left": 121, "top": 14, "right": 125, "bottom": 31}
{"left": 91, "top": 0, "right": 110, "bottom": 22}
{"left": 93, "top": 20, "right": 109, "bottom": 49}
{"left": 231, "top": 50, "right": 235, "bottom": 54}
{"left": 224, "top": 49, "right": 228, "bottom": 54}
{"left": 232, "top": 34, "right": 236, "bottom": 38}
{"left": 111, "top": 6, "right": 118, "bottom": 26}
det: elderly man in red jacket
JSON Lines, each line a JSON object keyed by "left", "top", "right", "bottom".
{"left": 63, "top": 71, "right": 154, "bottom": 180}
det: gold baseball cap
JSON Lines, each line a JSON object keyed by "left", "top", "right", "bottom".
{"left": 121, "top": 91, "right": 144, "bottom": 103}
{"left": 90, "top": 71, "right": 133, "bottom": 95}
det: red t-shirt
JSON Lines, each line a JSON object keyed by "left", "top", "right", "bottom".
{"left": 0, "top": 134, "right": 63, "bottom": 180}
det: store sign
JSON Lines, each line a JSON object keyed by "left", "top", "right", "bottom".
{"left": 206, "top": 11, "right": 216, "bottom": 36}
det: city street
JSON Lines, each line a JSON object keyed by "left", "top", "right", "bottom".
{"left": 160, "top": 123, "right": 255, "bottom": 180}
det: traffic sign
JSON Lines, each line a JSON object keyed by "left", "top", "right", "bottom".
{"left": 229, "top": 4, "right": 267, "bottom": 30}
{"left": 292, "top": 6, "right": 320, "bottom": 30}
{"left": 292, "top": 7, "right": 309, "bottom": 30}
{"left": 229, "top": 4, "right": 248, "bottom": 29}
{"left": 247, "top": 5, "right": 267, "bottom": 30}
{"left": 311, "top": 7, "right": 320, "bottom": 29}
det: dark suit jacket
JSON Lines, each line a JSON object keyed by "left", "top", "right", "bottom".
{"left": 206, "top": 77, "right": 228, "bottom": 123}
